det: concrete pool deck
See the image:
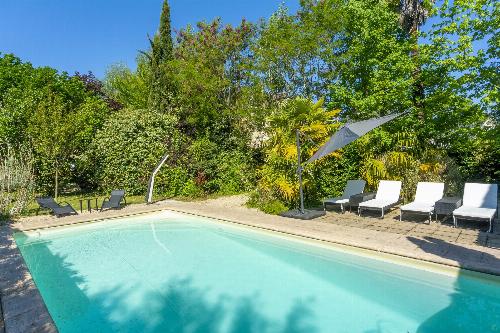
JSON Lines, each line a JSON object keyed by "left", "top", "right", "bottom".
{"left": 1, "top": 195, "right": 500, "bottom": 332}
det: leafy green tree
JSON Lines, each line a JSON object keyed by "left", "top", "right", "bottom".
{"left": 104, "top": 56, "right": 151, "bottom": 109}
{"left": 0, "top": 56, "right": 86, "bottom": 148}
{"left": 168, "top": 19, "right": 255, "bottom": 138}
{"left": 325, "top": 0, "right": 416, "bottom": 117}
{"left": 28, "top": 92, "right": 72, "bottom": 199}
{"left": 0, "top": 54, "right": 111, "bottom": 194}
{"left": 165, "top": 19, "right": 258, "bottom": 194}
{"left": 104, "top": 17, "right": 258, "bottom": 198}
{"left": 252, "top": 5, "right": 328, "bottom": 100}
{"left": 75, "top": 71, "right": 122, "bottom": 111}
{"left": 0, "top": 53, "right": 34, "bottom": 103}
{"left": 418, "top": 0, "right": 499, "bottom": 180}
{"left": 253, "top": 1, "right": 416, "bottom": 116}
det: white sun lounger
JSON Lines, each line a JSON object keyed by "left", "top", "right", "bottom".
{"left": 323, "top": 180, "right": 366, "bottom": 213}
{"left": 358, "top": 180, "right": 402, "bottom": 218}
{"left": 400, "top": 182, "right": 444, "bottom": 223}
{"left": 453, "top": 183, "right": 498, "bottom": 233}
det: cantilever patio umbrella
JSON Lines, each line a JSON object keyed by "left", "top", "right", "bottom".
{"left": 281, "top": 112, "right": 405, "bottom": 220}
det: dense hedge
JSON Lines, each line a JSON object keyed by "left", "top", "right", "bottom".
{"left": 86, "top": 109, "right": 183, "bottom": 195}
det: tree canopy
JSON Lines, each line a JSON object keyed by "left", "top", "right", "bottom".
{"left": 0, "top": 0, "right": 498, "bottom": 216}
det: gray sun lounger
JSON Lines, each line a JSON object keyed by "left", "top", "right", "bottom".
{"left": 100, "top": 190, "right": 127, "bottom": 211}
{"left": 323, "top": 180, "right": 366, "bottom": 213}
{"left": 36, "top": 197, "right": 78, "bottom": 217}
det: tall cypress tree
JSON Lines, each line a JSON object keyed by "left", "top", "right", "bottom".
{"left": 155, "top": 0, "right": 173, "bottom": 63}
{"left": 148, "top": 0, "right": 174, "bottom": 112}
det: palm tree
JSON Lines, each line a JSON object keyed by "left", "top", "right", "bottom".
{"left": 395, "top": 0, "right": 436, "bottom": 111}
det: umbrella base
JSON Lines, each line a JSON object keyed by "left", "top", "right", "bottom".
{"left": 280, "top": 209, "right": 326, "bottom": 220}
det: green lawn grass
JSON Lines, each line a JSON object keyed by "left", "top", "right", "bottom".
{"left": 19, "top": 191, "right": 244, "bottom": 218}
{"left": 23, "top": 193, "right": 148, "bottom": 217}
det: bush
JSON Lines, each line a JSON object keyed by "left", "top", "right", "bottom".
{"left": 183, "top": 137, "right": 256, "bottom": 195}
{"left": 86, "top": 108, "right": 185, "bottom": 195}
{"left": 247, "top": 191, "right": 289, "bottom": 215}
{"left": 360, "top": 131, "right": 465, "bottom": 202}
{"left": 154, "top": 166, "right": 191, "bottom": 197}
{"left": 154, "top": 167, "right": 202, "bottom": 198}
{"left": 0, "top": 146, "right": 35, "bottom": 218}
{"left": 211, "top": 151, "right": 256, "bottom": 194}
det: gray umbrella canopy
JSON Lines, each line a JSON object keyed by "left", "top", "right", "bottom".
{"left": 306, "top": 112, "right": 403, "bottom": 164}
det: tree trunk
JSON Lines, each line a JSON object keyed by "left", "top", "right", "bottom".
{"left": 410, "top": 28, "right": 425, "bottom": 120}
{"left": 54, "top": 161, "right": 59, "bottom": 201}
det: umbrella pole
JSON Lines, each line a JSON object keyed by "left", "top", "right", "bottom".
{"left": 278, "top": 130, "right": 325, "bottom": 220}
{"left": 296, "top": 129, "right": 305, "bottom": 214}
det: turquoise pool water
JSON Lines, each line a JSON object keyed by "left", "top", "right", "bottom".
{"left": 15, "top": 211, "right": 500, "bottom": 333}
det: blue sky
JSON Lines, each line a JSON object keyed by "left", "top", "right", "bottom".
{"left": 0, "top": 0, "right": 299, "bottom": 77}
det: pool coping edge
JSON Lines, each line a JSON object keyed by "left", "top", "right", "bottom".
{"left": 0, "top": 226, "right": 58, "bottom": 333}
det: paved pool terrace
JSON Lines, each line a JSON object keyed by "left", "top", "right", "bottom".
{"left": 1, "top": 195, "right": 499, "bottom": 332}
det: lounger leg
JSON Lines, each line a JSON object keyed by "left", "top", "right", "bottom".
{"left": 400, "top": 211, "right": 402, "bottom": 222}
{"left": 381, "top": 209, "right": 384, "bottom": 219}
{"left": 488, "top": 218, "right": 492, "bottom": 233}
{"left": 453, "top": 216, "right": 457, "bottom": 228}
{"left": 341, "top": 203, "right": 344, "bottom": 214}
{"left": 358, "top": 206, "right": 361, "bottom": 216}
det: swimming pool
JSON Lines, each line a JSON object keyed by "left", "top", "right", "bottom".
{"left": 15, "top": 211, "right": 500, "bottom": 333}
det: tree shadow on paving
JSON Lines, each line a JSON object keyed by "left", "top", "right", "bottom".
{"left": 408, "top": 236, "right": 500, "bottom": 333}
{"left": 453, "top": 219, "right": 495, "bottom": 234}
{"left": 391, "top": 213, "right": 430, "bottom": 224}
{"left": 358, "top": 210, "right": 394, "bottom": 219}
